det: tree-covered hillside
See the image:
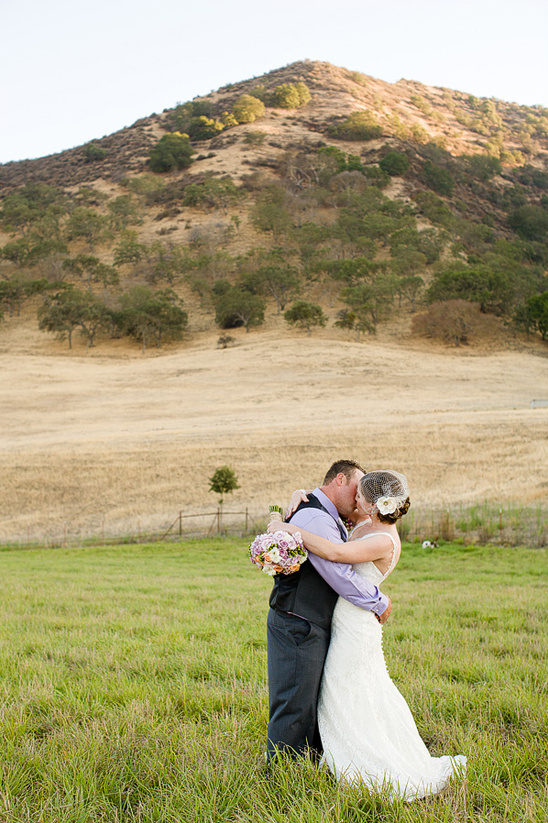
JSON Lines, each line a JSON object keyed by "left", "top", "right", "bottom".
{"left": 1, "top": 60, "right": 547, "bottom": 350}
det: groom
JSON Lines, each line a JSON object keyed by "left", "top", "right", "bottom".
{"left": 266, "top": 459, "right": 392, "bottom": 764}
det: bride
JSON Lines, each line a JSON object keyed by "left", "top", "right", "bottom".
{"left": 269, "top": 469, "right": 466, "bottom": 800}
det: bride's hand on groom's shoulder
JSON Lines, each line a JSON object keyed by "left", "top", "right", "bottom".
{"left": 285, "top": 489, "right": 309, "bottom": 520}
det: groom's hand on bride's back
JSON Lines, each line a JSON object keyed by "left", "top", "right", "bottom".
{"left": 376, "top": 598, "right": 392, "bottom": 624}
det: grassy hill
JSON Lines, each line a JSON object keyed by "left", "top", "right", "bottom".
{"left": 0, "top": 59, "right": 547, "bottom": 353}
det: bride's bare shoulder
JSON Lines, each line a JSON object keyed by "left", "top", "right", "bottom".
{"left": 349, "top": 522, "right": 371, "bottom": 539}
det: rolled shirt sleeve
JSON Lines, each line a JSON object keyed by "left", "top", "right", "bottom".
{"left": 290, "top": 491, "right": 389, "bottom": 616}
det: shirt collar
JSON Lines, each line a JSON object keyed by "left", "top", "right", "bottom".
{"left": 313, "top": 487, "right": 341, "bottom": 521}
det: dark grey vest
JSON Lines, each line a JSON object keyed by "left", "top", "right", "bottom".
{"left": 268, "top": 494, "right": 346, "bottom": 629}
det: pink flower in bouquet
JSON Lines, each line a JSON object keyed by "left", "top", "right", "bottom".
{"left": 249, "top": 528, "right": 307, "bottom": 576}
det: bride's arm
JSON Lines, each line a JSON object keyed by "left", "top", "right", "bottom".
{"left": 284, "top": 488, "right": 310, "bottom": 519}
{"left": 268, "top": 520, "right": 393, "bottom": 564}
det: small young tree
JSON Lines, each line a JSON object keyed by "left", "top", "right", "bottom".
{"left": 284, "top": 300, "right": 326, "bottom": 336}
{"left": 208, "top": 465, "right": 240, "bottom": 531}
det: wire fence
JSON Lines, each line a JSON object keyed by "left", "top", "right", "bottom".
{"left": 1, "top": 503, "right": 547, "bottom": 551}
{"left": 399, "top": 502, "right": 548, "bottom": 549}
{"left": 1, "top": 509, "right": 261, "bottom": 551}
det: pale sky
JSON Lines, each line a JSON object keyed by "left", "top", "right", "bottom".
{"left": 1, "top": 0, "right": 547, "bottom": 164}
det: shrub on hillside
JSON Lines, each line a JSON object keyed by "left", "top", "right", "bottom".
{"left": 363, "top": 166, "right": 391, "bottom": 188}
{"left": 317, "top": 146, "right": 364, "bottom": 175}
{"left": 508, "top": 204, "right": 548, "bottom": 242}
{"left": 165, "top": 100, "right": 214, "bottom": 133}
{"left": 64, "top": 208, "right": 110, "bottom": 249}
{"left": 412, "top": 299, "right": 482, "bottom": 346}
{"left": 464, "top": 154, "right": 502, "bottom": 181}
{"left": 187, "top": 116, "right": 225, "bottom": 141}
{"left": 379, "top": 152, "right": 410, "bottom": 176}
{"left": 107, "top": 195, "right": 141, "bottom": 231}
{"left": 182, "top": 177, "right": 241, "bottom": 211}
{"left": 232, "top": 95, "right": 265, "bottom": 124}
{"left": 148, "top": 133, "right": 195, "bottom": 173}
{"left": 122, "top": 175, "right": 166, "bottom": 196}
{"left": 243, "top": 130, "right": 266, "bottom": 146}
{"left": 515, "top": 165, "right": 548, "bottom": 190}
{"left": 82, "top": 143, "right": 107, "bottom": 162}
{"left": 328, "top": 111, "right": 383, "bottom": 141}
{"left": 426, "top": 265, "right": 513, "bottom": 315}
{"left": 0, "top": 183, "right": 66, "bottom": 234}
{"left": 413, "top": 192, "right": 454, "bottom": 228}
{"left": 422, "top": 160, "right": 455, "bottom": 196}
{"left": 268, "top": 82, "right": 311, "bottom": 109}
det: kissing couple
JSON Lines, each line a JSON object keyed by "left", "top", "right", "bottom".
{"left": 265, "top": 459, "right": 466, "bottom": 800}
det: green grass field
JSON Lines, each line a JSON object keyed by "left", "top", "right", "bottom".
{"left": 0, "top": 539, "right": 546, "bottom": 822}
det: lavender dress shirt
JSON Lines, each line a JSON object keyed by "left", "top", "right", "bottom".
{"left": 289, "top": 487, "right": 389, "bottom": 617}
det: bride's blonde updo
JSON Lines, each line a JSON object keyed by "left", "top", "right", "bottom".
{"left": 360, "top": 470, "right": 411, "bottom": 524}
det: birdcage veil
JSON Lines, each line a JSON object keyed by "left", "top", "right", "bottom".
{"left": 360, "top": 470, "right": 409, "bottom": 516}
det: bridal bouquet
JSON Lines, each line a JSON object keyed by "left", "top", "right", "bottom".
{"left": 248, "top": 506, "right": 308, "bottom": 576}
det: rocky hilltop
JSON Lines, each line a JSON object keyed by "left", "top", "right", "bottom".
{"left": 1, "top": 60, "right": 545, "bottom": 192}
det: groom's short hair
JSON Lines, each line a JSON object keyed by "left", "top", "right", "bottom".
{"left": 323, "top": 459, "right": 365, "bottom": 485}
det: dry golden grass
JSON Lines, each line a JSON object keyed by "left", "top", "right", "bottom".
{"left": 1, "top": 308, "right": 547, "bottom": 543}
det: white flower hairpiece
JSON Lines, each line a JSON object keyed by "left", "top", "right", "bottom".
{"left": 377, "top": 496, "right": 398, "bottom": 515}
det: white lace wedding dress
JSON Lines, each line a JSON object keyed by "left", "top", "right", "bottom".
{"left": 318, "top": 532, "right": 466, "bottom": 800}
